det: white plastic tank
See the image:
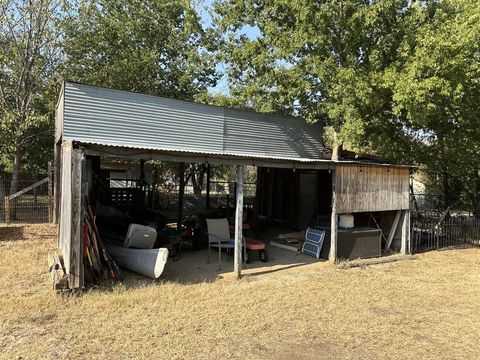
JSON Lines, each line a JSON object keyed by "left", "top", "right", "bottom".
{"left": 339, "top": 214, "right": 354, "bottom": 229}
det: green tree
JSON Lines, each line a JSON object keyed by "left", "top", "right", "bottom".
{"left": 213, "top": 0, "right": 413, "bottom": 160}
{"left": 62, "top": 0, "right": 218, "bottom": 99}
{"left": 390, "top": 0, "right": 480, "bottom": 214}
{"left": 61, "top": 0, "right": 220, "bottom": 190}
{"left": 0, "top": 0, "right": 64, "bottom": 194}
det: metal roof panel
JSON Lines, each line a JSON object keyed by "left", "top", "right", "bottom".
{"left": 61, "top": 82, "right": 324, "bottom": 160}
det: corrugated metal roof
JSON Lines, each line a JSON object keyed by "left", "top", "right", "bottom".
{"left": 59, "top": 82, "right": 412, "bottom": 169}
{"left": 80, "top": 141, "right": 412, "bottom": 169}
{"left": 224, "top": 109, "right": 323, "bottom": 159}
{"left": 61, "top": 82, "right": 324, "bottom": 160}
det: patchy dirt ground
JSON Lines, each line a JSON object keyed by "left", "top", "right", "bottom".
{"left": 1, "top": 224, "right": 480, "bottom": 360}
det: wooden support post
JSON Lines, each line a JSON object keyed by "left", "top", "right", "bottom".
{"left": 177, "top": 163, "right": 185, "bottom": 232}
{"left": 48, "top": 161, "right": 53, "bottom": 223}
{"left": 4, "top": 196, "right": 11, "bottom": 225}
{"left": 206, "top": 163, "right": 211, "bottom": 210}
{"left": 70, "top": 149, "right": 83, "bottom": 289}
{"left": 234, "top": 182, "right": 238, "bottom": 209}
{"left": 58, "top": 141, "right": 84, "bottom": 289}
{"left": 329, "top": 170, "right": 337, "bottom": 262}
{"left": 401, "top": 210, "right": 410, "bottom": 255}
{"left": 234, "top": 165, "right": 244, "bottom": 280}
{"left": 53, "top": 142, "right": 61, "bottom": 225}
{"left": 59, "top": 141, "right": 72, "bottom": 251}
{"left": 140, "top": 159, "right": 145, "bottom": 188}
{"left": 385, "top": 210, "right": 402, "bottom": 252}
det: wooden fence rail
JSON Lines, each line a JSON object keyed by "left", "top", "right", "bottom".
{"left": 1, "top": 163, "right": 53, "bottom": 225}
{"left": 6, "top": 177, "right": 48, "bottom": 201}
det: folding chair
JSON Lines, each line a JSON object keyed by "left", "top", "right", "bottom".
{"left": 206, "top": 218, "right": 246, "bottom": 270}
{"left": 301, "top": 227, "right": 326, "bottom": 259}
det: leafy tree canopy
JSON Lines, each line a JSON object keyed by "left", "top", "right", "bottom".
{"left": 0, "top": 0, "right": 64, "bottom": 189}
{"left": 390, "top": 0, "right": 480, "bottom": 212}
{"left": 62, "top": 0, "right": 219, "bottom": 99}
{"left": 213, "top": 0, "right": 414, "bottom": 159}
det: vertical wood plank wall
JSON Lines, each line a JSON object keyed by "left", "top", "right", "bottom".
{"left": 335, "top": 165, "right": 410, "bottom": 213}
{"left": 58, "top": 142, "right": 72, "bottom": 265}
{"left": 70, "top": 149, "right": 83, "bottom": 288}
{"left": 58, "top": 140, "right": 84, "bottom": 289}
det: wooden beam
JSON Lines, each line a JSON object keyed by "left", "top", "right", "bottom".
{"left": 48, "top": 161, "right": 53, "bottom": 223}
{"left": 53, "top": 142, "right": 62, "bottom": 225}
{"left": 177, "top": 163, "right": 185, "bottom": 232}
{"left": 206, "top": 163, "right": 211, "bottom": 210}
{"left": 385, "top": 210, "right": 403, "bottom": 251}
{"left": 140, "top": 159, "right": 146, "bottom": 188}
{"left": 401, "top": 210, "right": 410, "bottom": 255}
{"left": 58, "top": 141, "right": 85, "bottom": 289}
{"left": 234, "top": 165, "right": 244, "bottom": 279}
{"left": 329, "top": 170, "right": 337, "bottom": 262}
{"left": 70, "top": 149, "right": 83, "bottom": 289}
{"left": 7, "top": 177, "right": 48, "bottom": 200}
{"left": 59, "top": 141, "right": 72, "bottom": 254}
{"left": 83, "top": 145, "right": 336, "bottom": 170}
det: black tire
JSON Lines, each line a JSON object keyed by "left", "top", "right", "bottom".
{"left": 259, "top": 249, "right": 269, "bottom": 262}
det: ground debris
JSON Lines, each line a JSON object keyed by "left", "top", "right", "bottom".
{"left": 337, "top": 254, "right": 418, "bottom": 269}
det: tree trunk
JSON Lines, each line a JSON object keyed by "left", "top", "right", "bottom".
{"left": 442, "top": 169, "right": 449, "bottom": 208}
{"left": 331, "top": 125, "right": 343, "bottom": 161}
{"left": 188, "top": 165, "right": 207, "bottom": 196}
{"left": 9, "top": 144, "right": 21, "bottom": 221}
{"left": 192, "top": 174, "right": 203, "bottom": 196}
{"left": 473, "top": 179, "right": 480, "bottom": 219}
{"left": 473, "top": 200, "right": 480, "bottom": 219}
{"left": 10, "top": 145, "right": 21, "bottom": 195}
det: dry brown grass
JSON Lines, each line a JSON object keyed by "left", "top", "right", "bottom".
{"left": 1, "top": 224, "right": 480, "bottom": 360}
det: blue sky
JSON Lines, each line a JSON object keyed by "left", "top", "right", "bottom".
{"left": 196, "top": 0, "right": 261, "bottom": 94}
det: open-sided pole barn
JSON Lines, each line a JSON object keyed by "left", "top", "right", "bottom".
{"left": 55, "top": 81, "right": 411, "bottom": 289}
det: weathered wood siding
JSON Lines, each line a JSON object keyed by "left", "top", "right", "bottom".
{"left": 58, "top": 141, "right": 84, "bottom": 289}
{"left": 58, "top": 142, "right": 72, "bottom": 262}
{"left": 335, "top": 165, "right": 409, "bottom": 213}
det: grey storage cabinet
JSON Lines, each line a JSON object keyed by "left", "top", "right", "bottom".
{"left": 317, "top": 226, "right": 381, "bottom": 260}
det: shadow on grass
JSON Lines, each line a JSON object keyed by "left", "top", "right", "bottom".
{"left": 0, "top": 226, "right": 28, "bottom": 242}
{"left": 244, "top": 260, "right": 325, "bottom": 278}
{"left": 0, "top": 225, "right": 56, "bottom": 242}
